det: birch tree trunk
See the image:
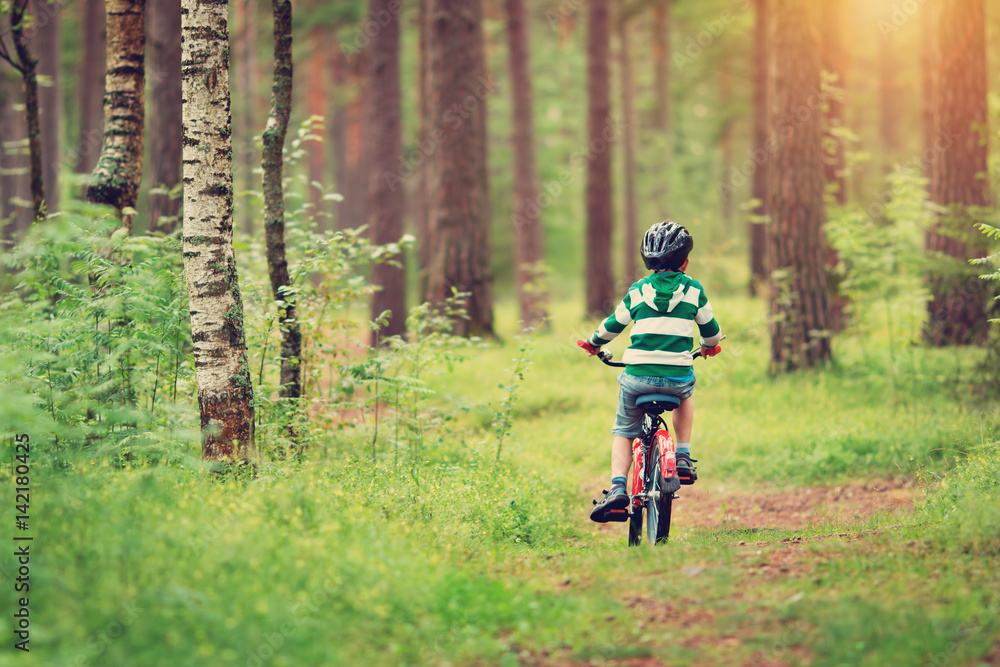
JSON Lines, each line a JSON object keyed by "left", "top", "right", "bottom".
{"left": 147, "top": 0, "right": 182, "bottom": 233}
{"left": 768, "top": 0, "right": 832, "bottom": 372}
{"left": 181, "top": 0, "right": 255, "bottom": 463}
{"left": 506, "top": 0, "right": 547, "bottom": 328}
{"left": 76, "top": 0, "right": 106, "bottom": 175}
{"left": 262, "top": 0, "right": 302, "bottom": 399}
{"left": 87, "top": 0, "right": 145, "bottom": 232}
{"left": 585, "top": 0, "right": 615, "bottom": 318}
{"left": 367, "top": 0, "right": 407, "bottom": 341}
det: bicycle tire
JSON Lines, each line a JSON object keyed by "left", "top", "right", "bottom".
{"left": 628, "top": 500, "right": 643, "bottom": 546}
{"left": 646, "top": 444, "right": 674, "bottom": 545}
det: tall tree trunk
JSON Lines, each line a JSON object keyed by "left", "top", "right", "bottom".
{"left": 87, "top": 0, "right": 145, "bottom": 233}
{"left": 652, "top": 1, "right": 670, "bottom": 132}
{"left": 306, "top": 26, "right": 326, "bottom": 214}
{"left": 926, "top": 0, "right": 990, "bottom": 346}
{"left": 821, "top": 0, "right": 846, "bottom": 204}
{"left": 262, "top": 0, "right": 301, "bottom": 399}
{"left": 181, "top": 0, "right": 254, "bottom": 464}
{"left": 8, "top": 2, "right": 43, "bottom": 221}
{"left": 506, "top": 0, "right": 547, "bottom": 328}
{"left": 33, "top": 0, "right": 60, "bottom": 214}
{"left": 424, "top": 0, "right": 494, "bottom": 336}
{"left": 749, "top": 0, "right": 768, "bottom": 294}
{"left": 367, "top": 0, "right": 406, "bottom": 341}
{"left": 720, "top": 51, "right": 733, "bottom": 229}
{"left": 147, "top": 0, "right": 181, "bottom": 233}
{"left": 585, "top": 0, "right": 614, "bottom": 317}
{"left": 768, "top": 0, "right": 831, "bottom": 372}
{"left": 235, "top": 0, "right": 257, "bottom": 236}
{"left": 76, "top": 0, "right": 106, "bottom": 174}
{"left": 618, "top": 17, "right": 638, "bottom": 285}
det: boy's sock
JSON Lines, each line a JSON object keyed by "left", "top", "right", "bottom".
{"left": 609, "top": 475, "right": 627, "bottom": 495}
{"left": 676, "top": 442, "right": 691, "bottom": 456}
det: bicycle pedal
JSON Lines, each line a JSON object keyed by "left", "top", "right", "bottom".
{"left": 605, "top": 508, "right": 630, "bottom": 522}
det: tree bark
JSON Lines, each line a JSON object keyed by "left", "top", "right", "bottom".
{"left": 652, "top": 1, "right": 670, "bottom": 132}
{"left": 424, "top": 0, "right": 494, "bottom": 336}
{"left": 76, "top": 0, "right": 106, "bottom": 174}
{"left": 767, "top": 0, "right": 831, "bottom": 372}
{"left": 331, "top": 29, "right": 349, "bottom": 230}
{"left": 749, "top": 0, "right": 768, "bottom": 294}
{"left": 506, "top": 0, "right": 547, "bottom": 328}
{"left": 33, "top": 0, "right": 60, "bottom": 214}
{"left": 367, "top": 0, "right": 407, "bottom": 341}
{"left": 181, "top": 0, "right": 255, "bottom": 464}
{"left": 416, "top": 0, "right": 430, "bottom": 287}
{"left": 0, "top": 64, "right": 28, "bottom": 239}
{"left": 5, "top": 0, "right": 45, "bottom": 221}
{"left": 147, "top": 0, "right": 181, "bottom": 233}
{"left": 585, "top": 0, "right": 614, "bottom": 317}
{"left": 618, "top": 16, "right": 638, "bottom": 286}
{"left": 262, "top": 0, "right": 302, "bottom": 399}
{"left": 926, "top": 0, "right": 990, "bottom": 346}
{"left": 87, "top": 0, "right": 145, "bottom": 233}
{"left": 821, "top": 0, "right": 847, "bottom": 204}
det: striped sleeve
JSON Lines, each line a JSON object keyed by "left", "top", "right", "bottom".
{"left": 588, "top": 297, "right": 633, "bottom": 346}
{"left": 695, "top": 288, "right": 722, "bottom": 345}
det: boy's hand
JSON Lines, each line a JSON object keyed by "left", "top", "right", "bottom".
{"left": 577, "top": 339, "right": 600, "bottom": 356}
{"left": 700, "top": 345, "right": 722, "bottom": 357}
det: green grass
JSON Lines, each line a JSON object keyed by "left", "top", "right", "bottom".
{"left": 2, "top": 296, "right": 999, "bottom": 666}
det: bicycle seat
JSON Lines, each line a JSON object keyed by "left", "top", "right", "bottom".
{"left": 635, "top": 393, "right": 681, "bottom": 414}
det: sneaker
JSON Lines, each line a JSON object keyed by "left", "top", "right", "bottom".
{"left": 676, "top": 452, "right": 698, "bottom": 485}
{"left": 590, "top": 489, "right": 631, "bottom": 523}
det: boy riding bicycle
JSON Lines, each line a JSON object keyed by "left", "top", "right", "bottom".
{"left": 579, "top": 221, "right": 723, "bottom": 523}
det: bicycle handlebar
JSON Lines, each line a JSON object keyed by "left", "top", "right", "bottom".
{"left": 590, "top": 335, "right": 726, "bottom": 368}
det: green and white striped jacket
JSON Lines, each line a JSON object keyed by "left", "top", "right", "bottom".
{"left": 588, "top": 271, "right": 722, "bottom": 378}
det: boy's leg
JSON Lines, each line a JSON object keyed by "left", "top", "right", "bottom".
{"left": 591, "top": 435, "right": 635, "bottom": 522}
{"left": 671, "top": 396, "right": 698, "bottom": 484}
{"left": 611, "top": 435, "right": 633, "bottom": 480}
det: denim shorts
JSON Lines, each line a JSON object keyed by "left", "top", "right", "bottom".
{"left": 611, "top": 371, "right": 695, "bottom": 438}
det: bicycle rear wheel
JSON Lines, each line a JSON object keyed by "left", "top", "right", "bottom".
{"left": 646, "top": 449, "right": 673, "bottom": 545}
{"left": 628, "top": 500, "right": 643, "bottom": 546}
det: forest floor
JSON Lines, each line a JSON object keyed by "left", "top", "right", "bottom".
{"left": 7, "top": 297, "right": 1000, "bottom": 666}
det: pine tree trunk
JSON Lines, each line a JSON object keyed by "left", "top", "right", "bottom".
{"left": 618, "top": 17, "right": 638, "bottom": 286}
{"left": 652, "top": 1, "right": 670, "bottom": 132}
{"left": 749, "top": 0, "right": 768, "bottom": 294}
{"left": 76, "top": 0, "right": 105, "bottom": 174}
{"left": 768, "top": 0, "right": 831, "bottom": 372}
{"left": 821, "top": 0, "right": 847, "bottom": 204}
{"left": 926, "top": 0, "right": 990, "bottom": 346}
{"left": 0, "top": 65, "right": 28, "bottom": 238}
{"left": 10, "top": 1, "right": 44, "bottom": 221}
{"left": 331, "top": 31, "right": 349, "bottom": 230}
{"left": 506, "top": 0, "right": 547, "bottom": 328}
{"left": 262, "top": 0, "right": 302, "bottom": 400}
{"left": 147, "top": 0, "right": 181, "bottom": 233}
{"left": 87, "top": 0, "right": 145, "bottom": 232}
{"left": 424, "top": 0, "right": 494, "bottom": 337}
{"left": 181, "top": 0, "right": 255, "bottom": 463}
{"left": 416, "top": 0, "right": 431, "bottom": 288}
{"left": 33, "top": 0, "right": 60, "bottom": 214}
{"left": 585, "top": 0, "right": 615, "bottom": 317}
{"left": 367, "top": 0, "right": 407, "bottom": 341}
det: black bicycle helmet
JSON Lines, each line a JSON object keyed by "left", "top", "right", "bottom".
{"left": 641, "top": 220, "right": 693, "bottom": 271}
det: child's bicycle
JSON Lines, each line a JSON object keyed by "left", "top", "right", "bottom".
{"left": 587, "top": 339, "right": 723, "bottom": 547}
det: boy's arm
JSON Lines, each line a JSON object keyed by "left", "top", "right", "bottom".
{"left": 695, "top": 291, "right": 722, "bottom": 347}
{"left": 587, "top": 298, "right": 633, "bottom": 347}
